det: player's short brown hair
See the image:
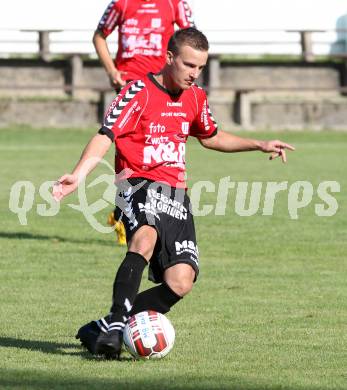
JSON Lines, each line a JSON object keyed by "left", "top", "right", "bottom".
{"left": 168, "top": 27, "right": 209, "bottom": 56}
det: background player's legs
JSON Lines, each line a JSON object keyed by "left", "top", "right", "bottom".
{"left": 107, "top": 208, "right": 126, "bottom": 245}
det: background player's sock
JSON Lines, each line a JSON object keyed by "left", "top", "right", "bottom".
{"left": 129, "top": 282, "right": 182, "bottom": 316}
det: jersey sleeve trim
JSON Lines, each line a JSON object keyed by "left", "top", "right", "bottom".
{"left": 181, "top": 0, "right": 195, "bottom": 27}
{"left": 207, "top": 129, "right": 218, "bottom": 138}
{"left": 97, "top": 0, "right": 122, "bottom": 37}
{"left": 98, "top": 127, "right": 115, "bottom": 142}
{"left": 103, "top": 80, "right": 146, "bottom": 132}
{"left": 176, "top": 0, "right": 195, "bottom": 28}
{"left": 189, "top": 86, "right": 218, "bottom": 139}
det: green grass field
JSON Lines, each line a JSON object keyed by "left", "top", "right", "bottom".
{"left": 0, "top": 127, "right": 346, "bottom": 390}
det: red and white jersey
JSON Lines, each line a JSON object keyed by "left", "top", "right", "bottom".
{"left": 97, "top": 0, "right": 195, "bottom": 81}
{"left": 99, "top": 74, "right": 218, "bottom": 188}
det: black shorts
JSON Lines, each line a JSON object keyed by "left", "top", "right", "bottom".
{"left": 115, "top": 178, "right": 199, "bottom": 283}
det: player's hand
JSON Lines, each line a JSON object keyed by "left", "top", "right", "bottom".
{"left": 259, "top": 140, "right": 295, "bottom": 163}
{"left": 52, "top": 174, "right": 79, "bottom": 201}
{"left": 108, "top": 69, "right": 127, "bottom": 89}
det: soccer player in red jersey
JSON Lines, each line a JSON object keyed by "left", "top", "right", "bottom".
{"left": 94, "top": 0, "right": 195, "bottom": 90}
{"left": 94, "top": 0, "right": 195, "bottom": 244}
{"left": 53, "top": 28, "right": 295, "bottom": 359}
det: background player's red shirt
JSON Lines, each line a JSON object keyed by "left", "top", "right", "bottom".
{"left": 97, "top": 0, "right": 195, "bottom": 81}
{"left": 99, "top": 74, "right": 218, "bottom": 188}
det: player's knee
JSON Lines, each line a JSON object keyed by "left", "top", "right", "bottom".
{"left": 128, "top": 225, "right": 157, "bottom": 261}
{"left": 164, "top": 264, "right": 195, "bottom": 297}
{"left": 168, "top": 278, "right": 194, "bottom": 297}
{"left": 130, "top": 242, "right": 153, "bottom": 261}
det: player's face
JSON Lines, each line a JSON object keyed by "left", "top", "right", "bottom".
{"left": 167, "top": 45, "right": 208, "bottom": 90}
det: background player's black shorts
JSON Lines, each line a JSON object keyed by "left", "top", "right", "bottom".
{"left": 115, "top": 178, "right": 199, "bottom": 283}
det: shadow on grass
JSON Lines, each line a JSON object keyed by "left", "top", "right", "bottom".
{"left": 0, "top": 367, "right": 332, "bottom": 390}
{"left": 0, "top": 340, "right": 341, "bottom": 390}
{"left": 0, "top": 336, "right": 132, "bottom": 361}
{"left": 0, "top": 368, "right": 223, "bottom": 390}
{"left": 0, "top": 231, "right": 116, "bottom": 247}
{"left": 0, "top": 336, "right": 86, "bottom": 357}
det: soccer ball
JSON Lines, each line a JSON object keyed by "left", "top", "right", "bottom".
{"left": 123, "top": 310, "right": 175, "bottom": 360}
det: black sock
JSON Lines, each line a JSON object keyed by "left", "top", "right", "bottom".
{"left": 109, "top": 251, "right": 147, "bottom": 330}
{"left": 129, "top": 282, "right": 182, "bottom": 317}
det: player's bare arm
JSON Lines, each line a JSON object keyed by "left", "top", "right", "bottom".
{"left": 93, "top": 30, "right": 127, "bottom": 89}
{"left": 52, "top": 134, "right": 112, "bottom": 201}
{"left": 199, "top": 130, "right": 295, "bottom": 163}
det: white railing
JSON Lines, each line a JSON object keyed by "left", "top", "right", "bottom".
{"left": 0, "top": 28, "right": 346, "bottom": 61}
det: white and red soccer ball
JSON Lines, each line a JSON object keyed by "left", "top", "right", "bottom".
{"left": 123, "top": 310, "right": 175, "bottom": 359}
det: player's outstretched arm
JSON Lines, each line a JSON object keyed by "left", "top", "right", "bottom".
{"left": 199, "top": 130, "right": 295, "bottom": 163}
{"left": 52, "top": 134, "right": 112, "bottom": 201}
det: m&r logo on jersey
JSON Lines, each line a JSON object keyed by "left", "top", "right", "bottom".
{"left": 181, "top": 122, "right": 189, "bottom": 135}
